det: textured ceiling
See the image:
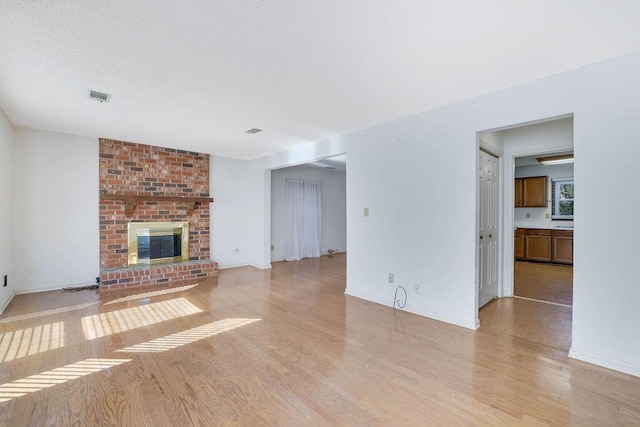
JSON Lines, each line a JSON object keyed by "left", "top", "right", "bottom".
{"left": 2, "top": 1, "right": 640, "bottom": 159}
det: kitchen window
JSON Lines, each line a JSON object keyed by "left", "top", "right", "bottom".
{"left": 552, "top": 178, "right": 574, "bottom": 219}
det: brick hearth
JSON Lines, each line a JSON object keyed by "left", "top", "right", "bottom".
{"left": 99, "top": 260, "right": 217, "bottom": 289}
{"left": 98, "top": 139, "right": 217, "bottom": 290}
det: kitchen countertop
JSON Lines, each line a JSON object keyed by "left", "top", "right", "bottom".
{"left": 515, "top": 222, "right": 574, "bottom": 230}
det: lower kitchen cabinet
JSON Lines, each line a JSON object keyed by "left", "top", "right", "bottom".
{"left": 515, "top": 228, "right": 573, "bottom": 264}
{"left": 514, "top": 228, "right": 525, "bottom": 259}
{"left": 525, "top": 229, "right": 552, "bottom": 262}
{"left": 552, "top": 230, "right": 574, "bottom": 264}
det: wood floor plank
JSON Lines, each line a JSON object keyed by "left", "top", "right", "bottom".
{"left": 514, "top": 260, "right": 573, "bottom": 305}
{"left": 0, "top": 254, "right": 639, "bottom": 425}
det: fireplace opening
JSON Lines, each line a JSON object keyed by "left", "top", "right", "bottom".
{"left": 128, "top": 222, "right": 189, "bottom": 267}
{"left": 138, "top": 232, "right": 181, "bottom": 260}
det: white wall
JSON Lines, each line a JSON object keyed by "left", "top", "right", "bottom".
{"left": 220, "top": 50, "right": 640, "bottom": 376}
{"left": 270, "top": 165, "right": 346, "bottom": 261}
{"left": 0, "top": 108, "right": 13, "bottom": 312}
{"left": 210, "top": 155, "right": 253, "bottom": 268}
{"left": 515, "top": 163, "right": 574, "bottom": 227}
{"left": 12, "top": 128, "right": 99, "bottom": 293}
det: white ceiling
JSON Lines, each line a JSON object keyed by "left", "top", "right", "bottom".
{"left": 515, "top": 152, "right": 573, "bottom": 168}
{"left": 2, "top": 1, "right": 640, "bottom": 160}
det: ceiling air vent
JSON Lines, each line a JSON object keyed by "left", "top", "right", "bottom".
{"left": 88, "top": 90, "right": 111, "bottom": 103}
{"left": 245, "top": 128, "right": 262, "bottom": 134}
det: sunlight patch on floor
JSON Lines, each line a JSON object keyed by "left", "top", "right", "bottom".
{"left": 0, "top": 322, "right": 64, "bottom": 363}
{"left": 0, "top": 358, "right": 130, "bottom": 402}
{"left": 81, "top": 297, "right": 202, "bottom": 340}
{"left": 0, "top": 302, "right": 98, "bottom": 324}
{"left": 103, "top": 283, "right": 199, "bottom": 305}
{"left": 116, "top": 318, "right": 260, "bottom": 353}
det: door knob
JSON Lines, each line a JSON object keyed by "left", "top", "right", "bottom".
{"left": 480, "top": 235, "right": 484, "bottom": 239}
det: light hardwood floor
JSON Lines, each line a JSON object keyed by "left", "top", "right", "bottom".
{"left": 1, "top": 255, "right": 639, "bottom": 425}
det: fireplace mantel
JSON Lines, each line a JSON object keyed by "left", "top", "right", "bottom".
{"left": 100, "top": 194, "right": 214, "bottom": 217}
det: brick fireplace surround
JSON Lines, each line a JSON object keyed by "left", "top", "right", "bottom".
{"left": 98, "top": 139, "right": 217, "bottom": 290}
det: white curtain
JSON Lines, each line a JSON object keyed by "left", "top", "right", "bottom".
{"left": 285, "top": 179, "right": 321, "bottom": 261}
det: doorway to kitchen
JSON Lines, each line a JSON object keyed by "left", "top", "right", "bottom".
{"left": 512, "top": 147, "right": 574, "bottom": 306}
{"left": 477, "top": 115, "right": 574, "bottom": 351}
{"left": 480, "top": 115, "right": 574, "bottom": 306}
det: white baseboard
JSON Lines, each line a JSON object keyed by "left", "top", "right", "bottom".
{"left": 569, "top": 347, "right": 640, "bottom": 378}
{"left": 271, "top": 251, "right": 347, "bottom": 264}
{"left": 218, "top": 263, "right": 272, "bottom": 270}
{"left": 217, "top": 263, "right": 250, "bottom": 270}
{"left": 344, "top": 287, "right": 478, "bottom": 330}
{"left": 16, "top": 284, "right": 68, "bottom": 295}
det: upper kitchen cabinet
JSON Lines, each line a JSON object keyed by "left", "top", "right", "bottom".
{"left": 514, "top": 176, "right": 547, "bottom": 207}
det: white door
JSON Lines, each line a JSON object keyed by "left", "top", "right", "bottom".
{"left": 478, "top": 150, "right": 499, "bottom": 307}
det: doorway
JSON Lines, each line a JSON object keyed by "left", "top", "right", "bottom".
{"left": 269, "top": 155, "right": 347, "bottom": 263}
{"left": 513, "top": 151, "right": 574, "bottom": 306}
{"left": 477, "top": 115, "right": 574, "bottom": 349}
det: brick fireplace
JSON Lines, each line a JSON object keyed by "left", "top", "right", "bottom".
{"left": 98, "top": 139, "right": 217, "bottom": 290}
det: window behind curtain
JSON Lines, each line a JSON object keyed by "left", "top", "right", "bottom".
{"left": 285, "top": 179, "right": 322, "bottom": 261}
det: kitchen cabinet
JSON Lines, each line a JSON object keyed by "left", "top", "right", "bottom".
{"left": 514, "top": 228, "right": 525, "bottom": 259}
{"left": 514, "top": 176, "right": 547, "bottom": 207}
{"left": 552, "top": 229, "right": 574, "bottom": 264}
{"left": 525, "top": 229, "right": 552, "bottom": 262}
{"left": 514, "top": 227, "right": 573, "bottom": 264}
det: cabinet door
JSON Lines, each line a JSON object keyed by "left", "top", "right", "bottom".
{"left": 514, "top": 178, "right": 524, "bottom": 207}
{"left": 514, "top": 229, "right": 525, "bottom": 259}
{"left": 553, "top": 230, "right": 574, "bottom": 264}
{"left": 523, "top": 176, "right": 547, "bottom": 207}
{"left": 525, "top": 233, "right": 552, "bottom": 262}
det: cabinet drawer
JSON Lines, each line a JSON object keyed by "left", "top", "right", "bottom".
{"left": 552, "top": 229, "right": 573, "bottom": 237}
{"left": 526, "top": 229, "right": 551, "bottom": 236}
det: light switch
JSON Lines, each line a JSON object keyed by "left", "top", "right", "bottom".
{"left": 545, "top": 213, "right": 550, "bottom": 219}
{"left": 364, "top": 207, "right": 369, "bottom": 217}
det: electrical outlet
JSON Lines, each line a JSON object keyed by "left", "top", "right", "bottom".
{"left": 234, "top": 248, "right": 239, "bottom": 255}
{"left": 526, "top": 212, "right": 531, "bottom": 218}
{"left": 271, "top": 245, "right": 274, "bottom": 251}
{"left": 414, "top": 283, "right": 420, "bottom": 294}
{"left": 545, "top": 213, "right": 550, "bottom": 219}
{"left": 364, "top": 207, "right": 369, "bottom": 217}
{"left": 388, "top": 273, "right": 394, "bottom": 284}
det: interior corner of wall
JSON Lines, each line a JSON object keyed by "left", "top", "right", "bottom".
{"left": 0, "top": 290, "right": 16, "bottom": 314}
